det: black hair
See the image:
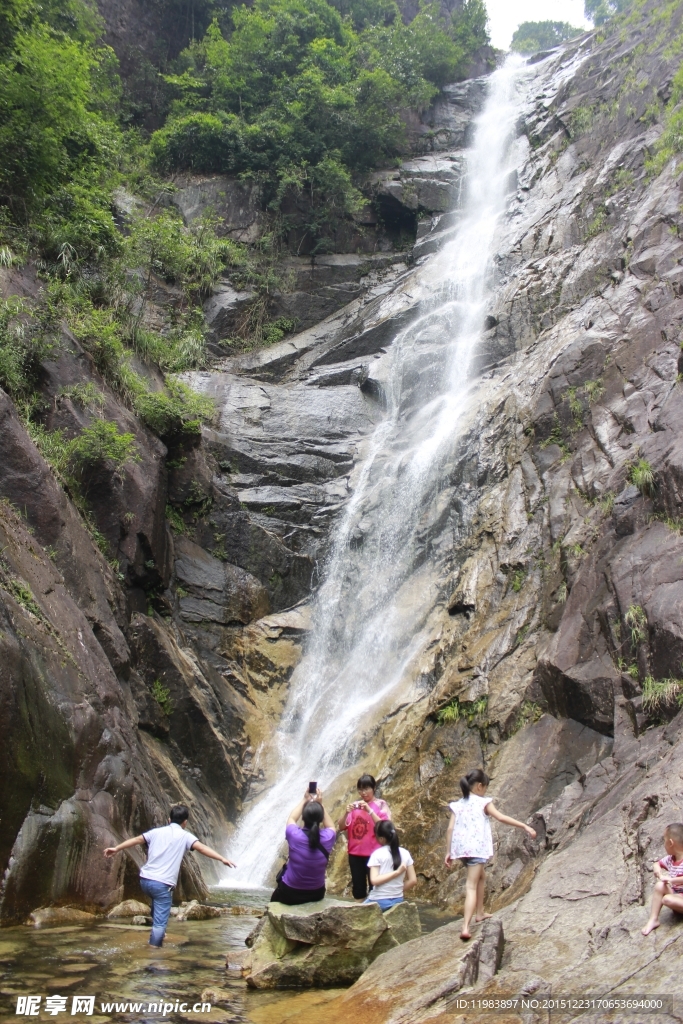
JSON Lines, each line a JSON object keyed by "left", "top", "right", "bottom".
{"left": 302, "top": 801, "right": 329, "bottom": 860}
{"left": 357, "top": 774, "right": 377, "bottom": 792}
{"left": 375, "top": 819, "right": 401, "bottom": 870}
{"left": 460, "top": 769, "right": 490, "bottom": 800}
{"left": 665, "top": 823, "right": 683, "bottom": 845}
{"left": 169, "top": 805, "right": 189, "bottom": 824}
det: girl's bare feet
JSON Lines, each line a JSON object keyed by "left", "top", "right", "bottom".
{"left": 641, "top": 919, "right": 660, "bottom": 936}
{"left": 460, "top": 930, "right": 472, "bottom": 941}
{"left": 475, "top": 913, "right": 493, "bottom": 922}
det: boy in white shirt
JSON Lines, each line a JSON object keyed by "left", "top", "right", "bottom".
{"left": 104, "top": 805, "right": 235, "bottom": 946}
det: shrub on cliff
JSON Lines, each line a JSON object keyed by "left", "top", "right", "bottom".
{"left": 134, "top": 377, "right": 214, "bottom": 442}
{"left": 648, "top": 62, "right": 683, "bottom": 177}
{"left": 150, "top": 112, "right": 246, "bottom": 174}
{"left": 68, "top": 420, "right": 140, "bottom": 473}
{"left": 0, "top": 295, "right": 58, "bottom": 402}
{"left": 0, "top": 0, "right": 120, "bottom": 264}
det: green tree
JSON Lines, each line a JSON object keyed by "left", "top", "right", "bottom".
{"left": 511, "top": 21, "right": 583, "bottom": 55}
{"left": 584, "top": 0, "right": 631, "bottom": 26}
{"left": 151, "top": 0, "right": 489, "bottom": 245}
{"left": 0, "top": 0, "right": 119, "bottom": 206}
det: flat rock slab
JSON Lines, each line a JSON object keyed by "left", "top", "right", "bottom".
{"left": 28, "top": 907, "right": 98, "bottom": 928}
{"left": 244, "top": 898, "right": 420, "bottom": 989}
{"left": 287, "top": 918, "right": 504, "bottom": 1024}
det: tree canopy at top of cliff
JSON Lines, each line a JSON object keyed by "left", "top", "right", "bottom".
{"left": 511, "top": 21, "right": 583, "bottom": 55}
{"left": 0, "top": 0, "right": 487, "bottom": 218}
{"left": 584, "top": 0, "right": 631, "bottom": 25}
{"left": 149, "top": 0, "right": 488, "bottom": 214}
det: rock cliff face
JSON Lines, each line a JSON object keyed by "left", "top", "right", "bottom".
{"left": 188, "top": 0, "right": 683, "bottom": 1007}
{"left": 294, "top": 1, "right": 683, "bottom": 1009}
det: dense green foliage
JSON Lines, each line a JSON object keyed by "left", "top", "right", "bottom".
{"left": 0, "top": 0, "right": 120, "bottom": 262}
{"left": 511, "top": 21, "right": 582, "bottom": 54}
{"left": 0, "top": 0, "right": 489, "bottom": 491}
{"left": 152, "top": 0, "right": 488, "bottom": 212}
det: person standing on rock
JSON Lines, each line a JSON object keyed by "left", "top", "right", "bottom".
{"left": 338, "top": 774, "right": 391, "bottom": 900}
{"left": 104, "top": 805, "right": 236, "bottom": 947}
{"left": 641, "top": 823, "right": 683, "bottom": 935}
{"left": 445, "top": 769, "right": 536, "bottom": 941}
{"left": 270, "top": 789, "right": 337, "bottom": 905}
{"left": 364, "top": 820, "right": 417, "bottom": 911}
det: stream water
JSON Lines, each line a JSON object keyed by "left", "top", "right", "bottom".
{"left": 0, "top": 891, "right": 455, "bottom": 1022}
{"left": 226, "top": 56, "right": 530, "bottom": 887}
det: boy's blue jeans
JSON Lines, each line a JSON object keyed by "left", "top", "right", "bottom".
{"left": 140, "top": 877, "right": 174, "bottom": 946}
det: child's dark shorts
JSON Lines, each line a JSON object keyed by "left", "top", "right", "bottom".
{"left": 460, "top": 857, "right": 488, "bottom": 866}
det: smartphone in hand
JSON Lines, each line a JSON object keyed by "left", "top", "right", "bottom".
{"left": 308, "top": 781, "right": 318, "bottom": 794}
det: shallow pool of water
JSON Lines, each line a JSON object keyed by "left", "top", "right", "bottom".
{"left": 0, "top": 891, "right": 455, "bottom": 1023}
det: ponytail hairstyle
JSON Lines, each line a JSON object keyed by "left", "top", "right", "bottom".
{"left": 375, "top": 819, "right": 401, "bottom": 870}
{"left": 302, "top": 801, "right": 329, "bottom": 860}
{"left": 460, "top": 768, "right": 490, "bottom": 800}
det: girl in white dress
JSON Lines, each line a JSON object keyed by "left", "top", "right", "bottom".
{"left": 445, "top": 768, "right": 536, "bottom": 940}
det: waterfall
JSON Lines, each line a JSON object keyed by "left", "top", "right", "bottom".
{"left": 225, "top": 56, "right": 530, "bottom": 887}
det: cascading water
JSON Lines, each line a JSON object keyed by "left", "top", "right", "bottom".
{"left": 226, "top": 56, "right": 531, "bottom": 886}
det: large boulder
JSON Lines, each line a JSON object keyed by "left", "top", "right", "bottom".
{"left": 244, "top": 899, "right": 420, "bottom": 989}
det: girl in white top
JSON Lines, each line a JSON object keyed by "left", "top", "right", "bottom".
{"left": 445, "top": 768, "right": 536, "bottom": 941}
{"left": 365, "top": 820, "right": 417, "bottom": 910}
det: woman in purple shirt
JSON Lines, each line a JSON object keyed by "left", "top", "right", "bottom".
{"left": 270, "top": 788, "right": 337, "bottom": 905}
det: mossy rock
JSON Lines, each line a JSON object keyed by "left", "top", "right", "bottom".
{"left": 245, "top": 898, "right": 420, "bottom": 989}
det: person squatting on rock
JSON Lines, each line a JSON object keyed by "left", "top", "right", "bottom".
{"left": 337, "top": 774, "right": 391, "bottom": 900}
{"left": 270, "top": 788, "right": 336, "bottom": 905}
{"left": 363, "top": 820, "right": 417, "bottom": 911}
{"left": 103, "top": 805, "right": 236, "bottom": 947}
{"left": 641, "top": 822, "right": 683, "bottom": 935}
{"left": 445, "top": 768, "right": 537, "bottom": 941}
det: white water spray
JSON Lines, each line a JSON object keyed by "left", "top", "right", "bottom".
{"left": 226, "top": 57, "right": 530, "bottom": 886}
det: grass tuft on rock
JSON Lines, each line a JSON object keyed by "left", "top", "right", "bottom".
{"left": 642, "top": 675, "right": 683, "bottom": 713}
{"left": 628, "top": 457, "right": 655, "bottom": 496}
{"left": 436, "top": 696, "right": 487, "bottom": 726}
{"left": 151, "top": 678, "right": 174, "bottom": 716}
{"left": 625, "top": 604, "right": 647, "bottom": 647}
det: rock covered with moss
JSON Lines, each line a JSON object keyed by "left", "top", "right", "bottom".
{"left": 244, "top": 899, "right": 421, "bottom": 989}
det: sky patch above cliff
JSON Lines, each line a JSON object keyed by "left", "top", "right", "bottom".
{"left": 487, "top": 0, "right": 591, "bottom": 49}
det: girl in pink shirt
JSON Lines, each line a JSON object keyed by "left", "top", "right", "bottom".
{"left": 337, "top": 773, "right": 391, "bottom": 900}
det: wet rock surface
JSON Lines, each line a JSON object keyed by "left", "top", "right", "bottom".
{"left": 295, "top": 918, "right": 504, "bottom": 1024}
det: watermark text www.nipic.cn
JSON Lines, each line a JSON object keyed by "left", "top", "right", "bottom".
{"left": 15, "top": 996, "right": 213, "bottom": 1016}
